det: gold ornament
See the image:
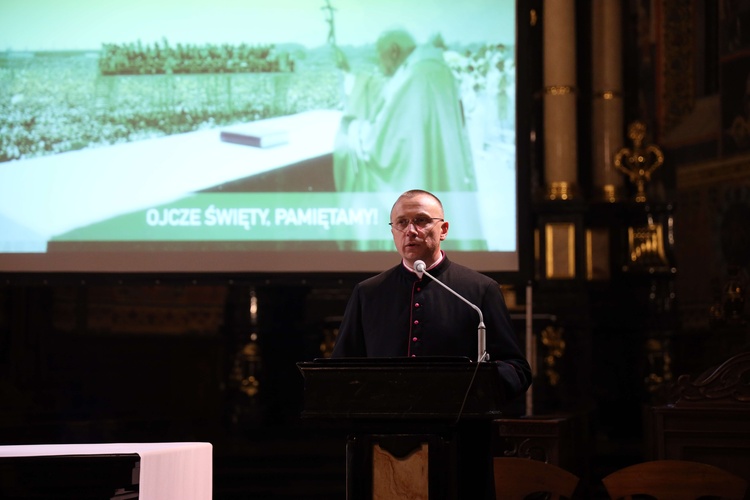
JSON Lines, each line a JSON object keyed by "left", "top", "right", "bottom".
{"left": 614, "top": 121, "right": 664, "bottom": 202}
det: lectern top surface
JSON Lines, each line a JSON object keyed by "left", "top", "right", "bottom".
{"left": 305, "top": 356, "right": 472, "bottom": 365}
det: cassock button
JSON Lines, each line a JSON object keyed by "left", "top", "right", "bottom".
{"left": 411, "top": 354, "right": 416, "bottom": 358}
{"left": 413, "top": 320, "right": 419, "bottom": 325}
{"left": 414, "top": 302, "right": 420, "bottom": 308}
{"left": 412, "top": 337, "right": 418, "bottom": 342}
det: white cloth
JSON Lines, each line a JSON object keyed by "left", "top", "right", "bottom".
{"left": 0, "top": 442, "right": 212, "bottom": 500}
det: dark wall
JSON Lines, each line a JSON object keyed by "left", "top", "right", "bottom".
{"left": 0, "top": 279, "right": 359, "bottom": 446}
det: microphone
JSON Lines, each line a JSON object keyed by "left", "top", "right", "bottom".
{"left": 413, "top": 260, "right": 488, "bottom": 362}
{"left": 414, "top": 259, "right": 426, "bottom": 279}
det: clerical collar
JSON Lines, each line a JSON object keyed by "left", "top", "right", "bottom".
{"left": 403, "top": 251, "right": 445, "bottom": 274}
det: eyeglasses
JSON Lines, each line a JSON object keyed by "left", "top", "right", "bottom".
{"left": 389, "top": 217, "right": 444, "bottom": 232}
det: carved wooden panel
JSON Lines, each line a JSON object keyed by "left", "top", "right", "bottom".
{"left": 648, "top": 351, "right": 750, "bottom": 498}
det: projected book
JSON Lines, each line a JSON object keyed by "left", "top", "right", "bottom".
{"left": 220, "top": 124, "right": 289, "bottom": 148}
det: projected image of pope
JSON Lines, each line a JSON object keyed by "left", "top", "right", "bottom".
{"left": 333, "top": 29, "right": 476, "bottom": 193}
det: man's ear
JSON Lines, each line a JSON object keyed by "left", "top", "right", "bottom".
{"left": 439, "top": 221, "right": 449, "bottom": 240}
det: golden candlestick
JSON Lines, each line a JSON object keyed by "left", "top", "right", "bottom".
{"left": 613, "top": 121, "right": 664, "bottom": 202}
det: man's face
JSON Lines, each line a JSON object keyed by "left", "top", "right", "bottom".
{"left": 378, "top": 47, "right": 399, "bottom": 76}
{"left": 390, "top": 194, "right": 448, "bottom": 267}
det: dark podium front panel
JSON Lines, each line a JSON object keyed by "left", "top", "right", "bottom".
{"left": 297, "top": 357, "right": 507, "bottom": 500}
{"left": 297, "top": 357, "right": 507, "bottom": 421}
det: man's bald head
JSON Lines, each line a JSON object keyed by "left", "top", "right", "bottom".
{"left": 376, "top": 29, "right": 416, "bottom": 76}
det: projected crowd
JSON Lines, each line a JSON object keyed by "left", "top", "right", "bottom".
{"left": 98, "top": 40, "right": 296, "bottom": 76}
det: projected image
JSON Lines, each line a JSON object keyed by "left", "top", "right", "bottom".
{"left": 0, "top": 0, "right": 518, "bottom": 273}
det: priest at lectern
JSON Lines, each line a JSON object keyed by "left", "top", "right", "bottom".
{"left": 330, "top": 189, "right": 531, "bottom": 499}
{"left": 332, "top": 189, "right": 531, "bottom": 399}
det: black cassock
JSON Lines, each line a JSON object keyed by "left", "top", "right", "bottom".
{"left": 331, "top": 254, "right": 531, "bottom": 400}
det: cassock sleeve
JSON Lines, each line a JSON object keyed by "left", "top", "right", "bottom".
{"left": 331, "top": 284, "right": 365, "bottom": 357}
{"left": 481, "top": 282, "right": 532, "bottom": 400}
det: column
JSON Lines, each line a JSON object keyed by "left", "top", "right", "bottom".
{"left": 543, "top": 0, "right": 578, "bottom": 200}
{"left": 591, "top": 0, "right": 625, "bottom": 202}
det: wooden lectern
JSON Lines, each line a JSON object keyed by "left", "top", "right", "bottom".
{"left": 297, "top": 357, "right": 508, "bottom": 500}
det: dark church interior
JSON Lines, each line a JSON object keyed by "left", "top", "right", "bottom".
{"left": 2, "top": 1, "right": 750, "bottom": 498}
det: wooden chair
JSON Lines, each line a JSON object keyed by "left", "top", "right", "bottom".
{"left": 493, "top": 457, "right": 580, "bottom": 500}
{"left": 602, "top": 459, "right": 748, "bottom": 500}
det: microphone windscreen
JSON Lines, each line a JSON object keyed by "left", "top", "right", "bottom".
{"left": 414, "top": 260, "right": 425, "bottom": 279}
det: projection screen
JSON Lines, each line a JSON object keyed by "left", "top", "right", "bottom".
{"left": 0, "top": 0, "right": 525, "bottom": 274}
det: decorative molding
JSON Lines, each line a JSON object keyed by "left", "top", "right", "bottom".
{"left": 677, "top": 154, "right": 750, "bottom": 189}
{"left": 594, "top": 184, "right": 625, "bottom": 203}
{"left": 673, "top": 351, "right": 750, "bottom": 405}
{"left": 541, "top": 325, "right": 566, "bottom": 386}
{"left": 657, "top": 0, "right": 695, "bottom": 137}
{"left": 593, "top": 91, "right": 623, "bottom": 100}
{"left": 545, "top": 181, "right": 577, "bottom": 201}
{"left": 53, "top": 284, "right": 227, "bottom": 335}
{"left": 544, "top": 85, "right": 576, "bottom": 96}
